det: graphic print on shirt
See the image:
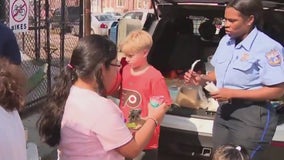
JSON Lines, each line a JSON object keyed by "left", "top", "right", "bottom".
{"left": 120, "top": 88, "right": 142, "bottom": 109}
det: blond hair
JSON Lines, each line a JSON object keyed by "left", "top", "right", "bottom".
{"left": 119, "top": 30, "right": 153, "bottom": 54}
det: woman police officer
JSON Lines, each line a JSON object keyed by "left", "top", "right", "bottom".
{"left": 184, "top": 0, "right": 284, "bottom": 159}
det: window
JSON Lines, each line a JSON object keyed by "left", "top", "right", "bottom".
{"left": 95, "top": 15, "right": 116, "bottom": 21}
{"left": 137, "top": 0, "right": 143, "bottom": 9}
{"left": 122, "top": 12, "right": 143, "bottom": 20}
{"left": 136, "top": 0, "right": 150, "bottom": 9}
{"left": 122, "top": 12, "right": 135, "bottom": 19}
{"left": 134, "top": 12, "right": 143, "bottom": 20}
{"left": 117, "top": 0, "right": 125, "bottom": 7}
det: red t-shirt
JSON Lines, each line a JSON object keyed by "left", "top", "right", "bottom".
{"left": 119, "top": 65, "right": 172, "bottom": 149}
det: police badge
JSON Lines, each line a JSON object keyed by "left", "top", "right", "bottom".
{"left": 265, "top": 49, "right": 282, "bottom": 66}
{"left": 240, "top": 53, "right": 250, "bottom": 61}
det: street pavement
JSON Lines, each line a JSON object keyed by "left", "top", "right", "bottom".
{"left": 22, "top": 111, "right": 57, "bottom": 160}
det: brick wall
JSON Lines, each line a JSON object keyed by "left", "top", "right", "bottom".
{"left": 50, "top": 0, "right": 79, "bottom": 10}
{"left": 101, "top": 0, "right": 151, "bottom": 13}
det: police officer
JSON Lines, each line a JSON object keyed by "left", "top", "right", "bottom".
{"left": 184, "top": 0, "right": 284, "bottom": 159}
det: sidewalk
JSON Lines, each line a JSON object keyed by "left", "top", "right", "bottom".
{"left": 22, "top": 111, "right": 57, "bottom": 160}
{"left": 21, "top": 50, "right": 58, "bottom": 160}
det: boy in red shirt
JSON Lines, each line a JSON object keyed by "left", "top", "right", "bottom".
{"left": 119, "top": 30, "right": 172, "bottom": 160}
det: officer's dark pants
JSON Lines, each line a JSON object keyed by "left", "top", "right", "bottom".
{"left": 212, "top": 101, "right": 278, "bottom": 160}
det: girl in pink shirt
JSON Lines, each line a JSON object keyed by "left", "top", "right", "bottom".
{"left": 37, "top": 35, "right": 170, "bottom": 160}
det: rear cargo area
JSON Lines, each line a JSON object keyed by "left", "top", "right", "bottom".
{"left": 147, "top": 6, "right": 224, "bottom": 113}
{"left": 150, "top": 3, "right": 284, "bottom": 160}
{"left": 148, "top": 5, "right": 225, "bottom": 159}
{"left": 148, "top": 5, "right": 225, "bottom": 77}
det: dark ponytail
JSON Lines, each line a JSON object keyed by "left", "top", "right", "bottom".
{"left": 37, "top": 34, "right": 117, "bottom": 146}
{"left": 37, "top": 67, "right": 76, "bottom": 146}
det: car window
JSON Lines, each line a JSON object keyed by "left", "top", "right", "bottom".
{"left": 52, "top": 7, "right": 79, "bottom": 22}
{"left": 189, "top": 16, "right": 224, "bottom": 36}
{"left": 106, "top": 12, "right": 121, "bottom": 16}
{"left": 133, "top": 12, "right": 143, "bottom": 20}
{"left": 53, "top": 9, "right": 61, "bottom": 16}
{"left": 95, "top": 15, "right": 116, "bottom": 21}
{"left": 122, "top": 12, "right": 135, "bottom": 19}
{"left": 114, "top": 12, "right": 122, "bottom": 16}
{"left": 122, "top": 12, "right": 143, "bottom": 20}
{"left": 68, "top": 7, "right": 79, "bottom": 14}
{"left": 68, "top": 7, "right": 80, "bottom": 21}
{"left": 105, "top": 15, "right": 116, "bottom": 21}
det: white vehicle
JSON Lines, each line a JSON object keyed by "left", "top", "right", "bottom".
{"left": 112, "top": 1, "right": 284, "bottom": 159}
{"left": 121, "top": 0, "right": 283, "bottom": 160}
{"left": 120, "top": 9, "right": 156, "bottom": 28}
{"left": 110, "top": 9, "right": 158, "bottom": 45}
{"left": 91, "top": 13, "right": 117, "bottom": 36}
{"left": 104, "top": 11, "right": 122, "bottom": 21}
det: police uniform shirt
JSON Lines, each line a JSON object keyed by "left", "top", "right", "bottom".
{"left": 211, "top": 27, "right": 284, "bottom": 89}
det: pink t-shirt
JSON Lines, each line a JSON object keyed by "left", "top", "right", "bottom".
{"left": 59, "top": 86, "right": 133, "bottom": 160}
{"left": 119, "top": 65, "right": 172, "bottom": 149}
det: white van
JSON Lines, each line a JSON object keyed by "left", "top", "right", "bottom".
{"left": 145, "top": 0, "right": 284, "bottom": 160}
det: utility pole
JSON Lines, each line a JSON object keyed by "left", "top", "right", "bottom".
{"left": 100, "top": 0, "right": 103, "bottom": 13}
{"left": 0, "top": 1, "right": 5, "bottom": 23}
{"left": 83, "top": 0, "right": 91, "bottom": 36}
{"left": 79, "top": 0, "right": 83, "bottom": 38}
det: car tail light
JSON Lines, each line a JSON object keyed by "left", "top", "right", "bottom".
{"left": 271, "top": 141, "right": 284, "bottom": 147}
{"left": 100, "top": 23, "right": 108, "bottom": 29}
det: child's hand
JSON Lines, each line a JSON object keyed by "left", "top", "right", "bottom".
{"left": 147, "top": 102, "right": 170, "bottom": 125}
{"left": 149, "top": 96, "right": 165, "bottom": 108}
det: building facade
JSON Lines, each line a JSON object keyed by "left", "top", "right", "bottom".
{"left": 91, "top": 0, "right": 152, "bottom": 13}
{"left": 49, "top": 0, "right": 151, "bottom": 13}
{"left": 49, "top": 0, "right": 79, "bottom": 9}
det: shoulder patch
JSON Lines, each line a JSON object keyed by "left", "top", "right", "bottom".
{"left": 265, "top": 49, "right": 281, "bottom": 66}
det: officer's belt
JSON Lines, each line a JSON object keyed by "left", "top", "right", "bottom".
{"left": 228, "top": 98, "right": 267, "bottom": 106}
